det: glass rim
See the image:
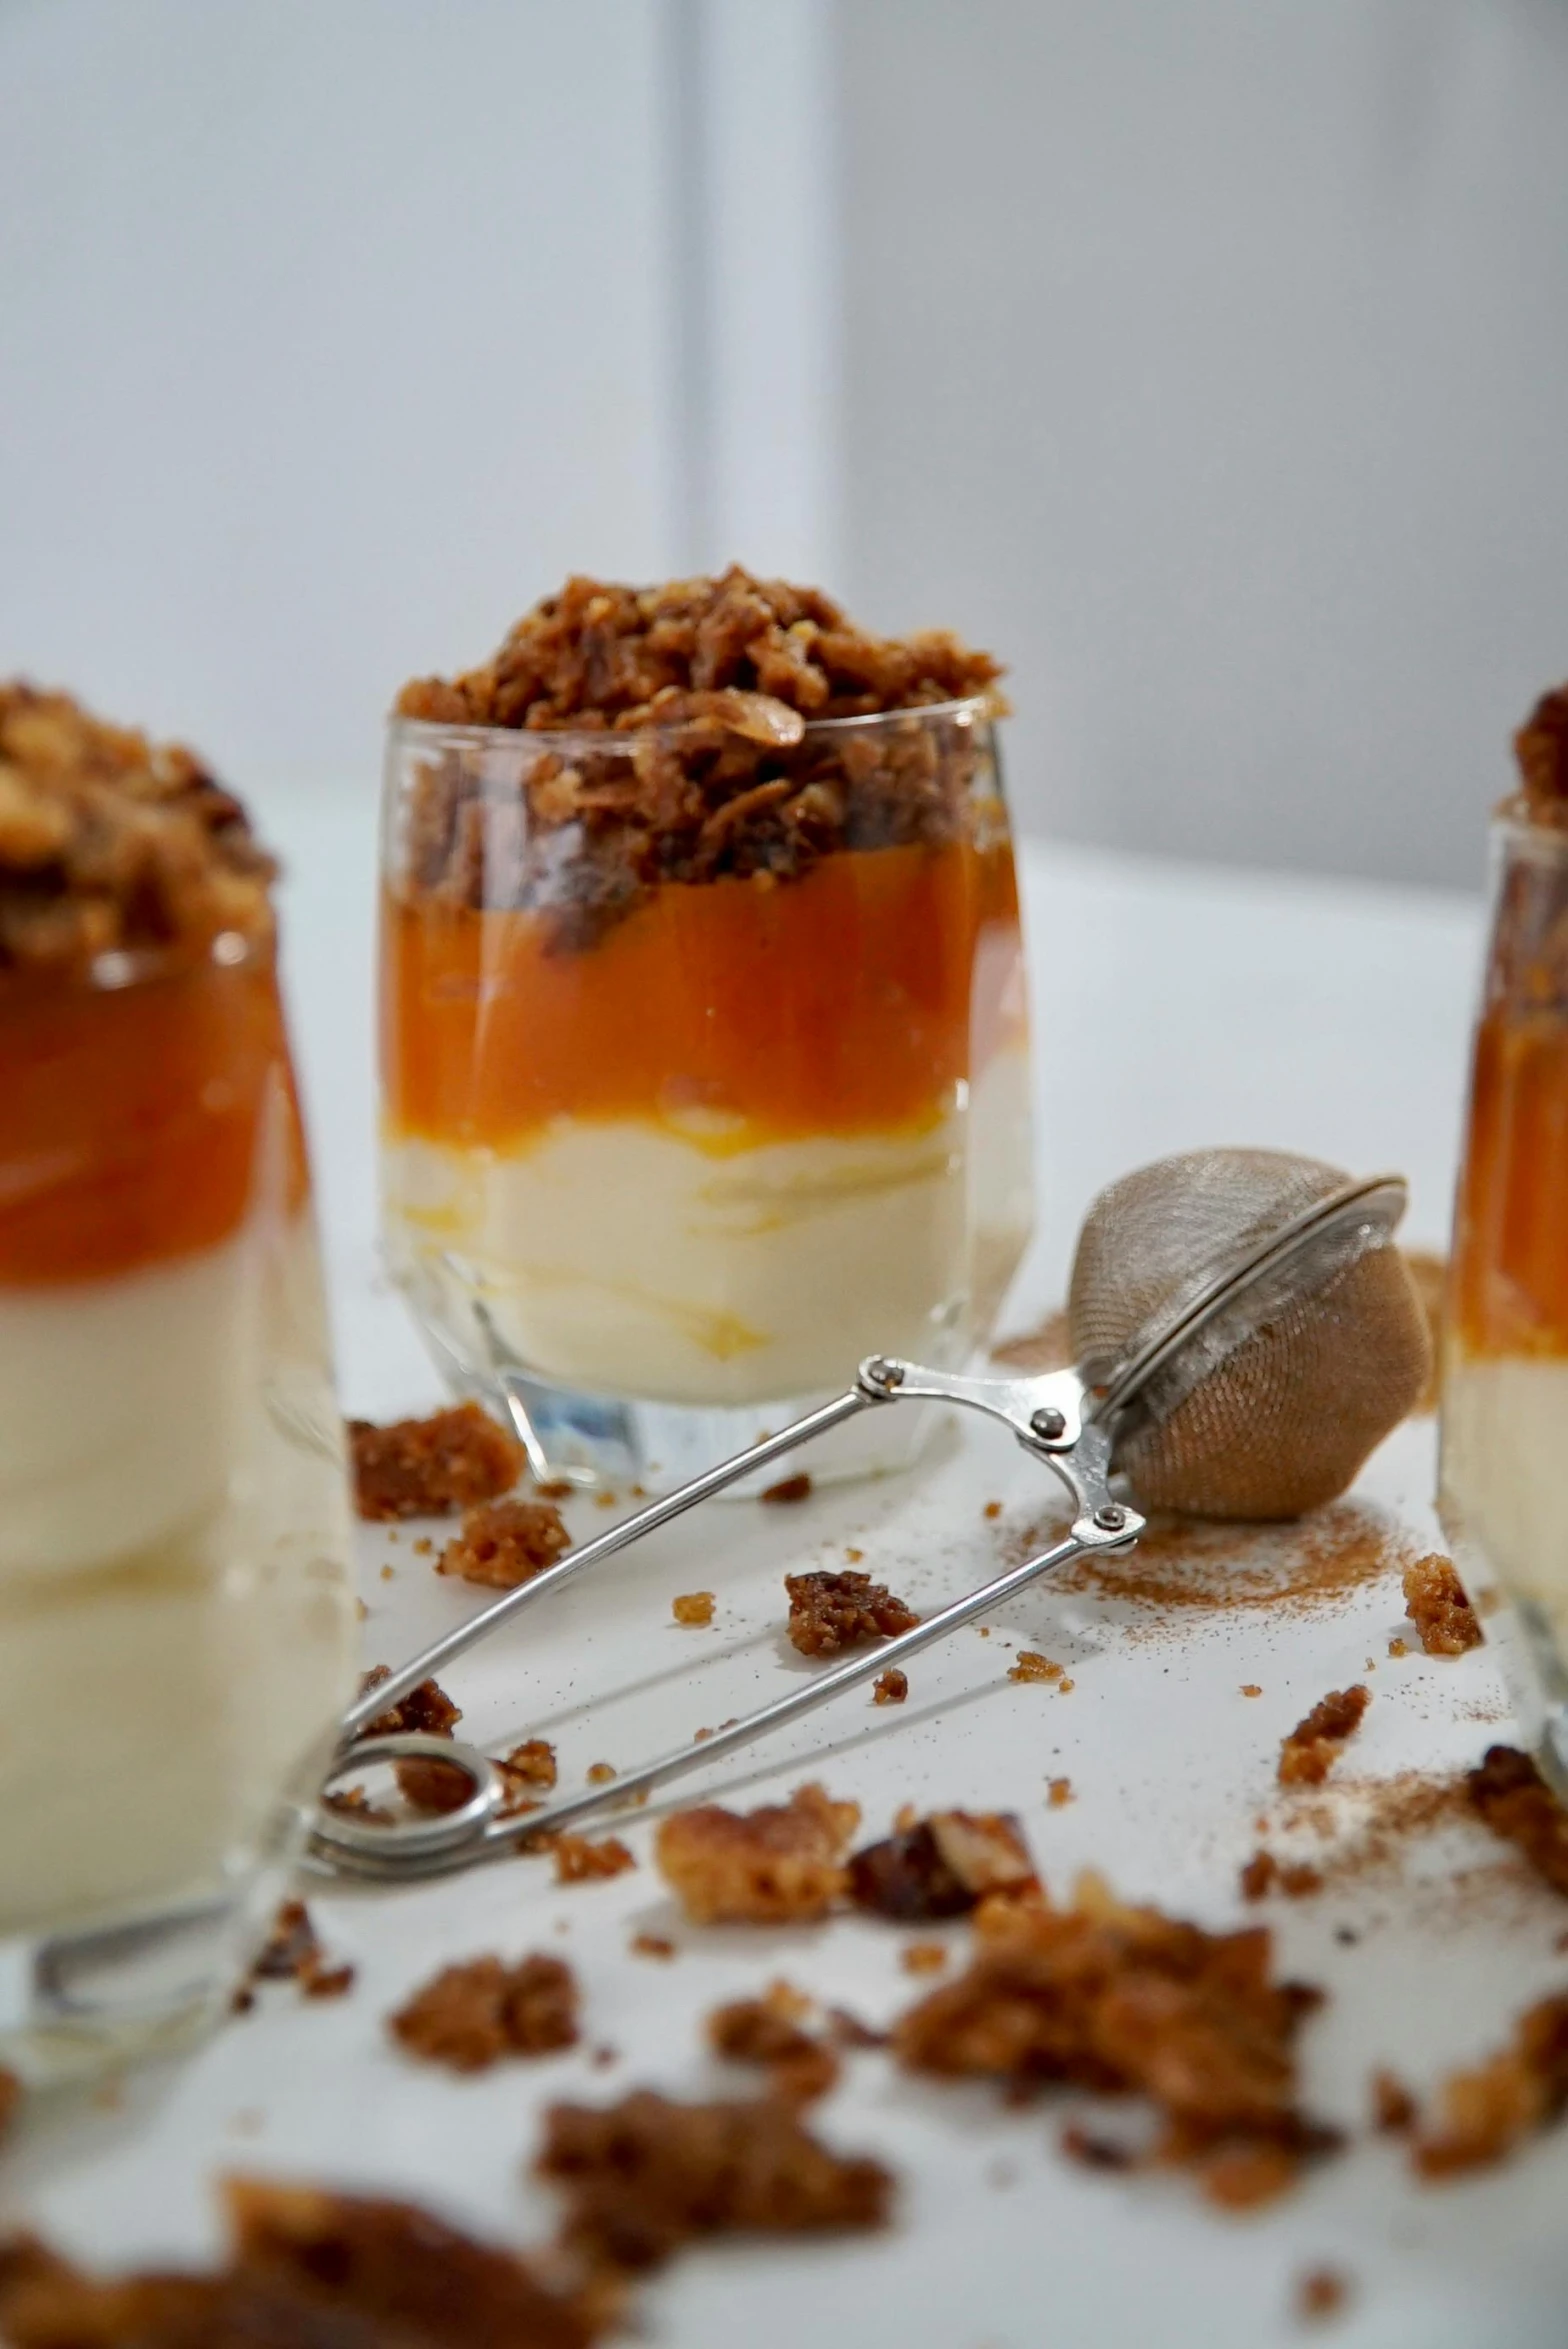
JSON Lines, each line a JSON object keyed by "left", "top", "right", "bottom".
{"left": 385, "top": 692, "right": 997, "bottom": 759}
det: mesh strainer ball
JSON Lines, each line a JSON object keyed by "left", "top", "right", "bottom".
{"left": 1067, "top": 1147, "right": 1432, "bottom": 1520}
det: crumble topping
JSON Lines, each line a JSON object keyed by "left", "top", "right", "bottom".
{"left": 356, "top": 1666, "right": 468, "bottom": 1815}
{"left": 544, "top": 1834, "right": 637, "bottom": 1885}
{"left": 437, "top": 1496, "right": 570, "bottom": 1589}
{"left": 1412, "top": 1992, "right": 1568, "bottom": 2177}
{"left": 348, "top": 1403, "right": 523, "bottom": 1520}
{"left": 1238, "top": 1853, "right": 1323, "bottom": 1903}
{"left": 672, "top": 1590, "right": 715, "bottom": 1626}
{"left": 761, "top": 1473, "right": 814, "bottom": 1505}
{"left": 873, "top": 1667, "right": 908, "bottom": 1705}
{"left": 500, "top": 1738, "right": 558, "bottom": 1804}
{"left": 243, "top": 1899, "right": 355, "bottom": 2002}
{"left": 390, "top": 1954, "right": 579, "bottom": 2071}
{"left": 1511, "top": 683, "right": 1568, "bottom": 824}
{"left": 893, "top": 1875, "right": 1336, "bottom": 2207}
{"left": 535, "top": 2088, "right": 893, "bottom": 2273}
{"left": 630, "top": 1933, "right": 675, "bottom": 1960}
{"left": 1466, "top": 1743, "right": 1568, "bottom": 1895}
{"left": 901, "top": 1943, "right": 948, "bottom": 1976}
{"left": 0, "top": 682, "right": 274, "bottom": 980}
{"left": 656, "top": 1782, "right": 860, "bottom": 1924}
{"left": 784, "top": 1569, "right": 919, "bottom": 1657}
{"left": 1008, "top": 1650, "right": 1064, "bottom": 1684}
{"left": 1278, "top": 1687, "right": 1370, "bottom": 1786}
{"left": 706, "top": 1980, "right": 840, "bottom": 2104}
{"left": 848, "top": 1811, "right": 1036, "bottom": 1923}
{"left": 1401, "top": 1554, "right": 1482, "bottom": 1656}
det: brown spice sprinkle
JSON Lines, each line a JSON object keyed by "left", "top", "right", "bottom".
{"left": 390, "top": 1953, "right": 578, "bottom": 2072}
{"left": 536, "top": 2088, "right": 893, "bottom": 2273}
{"left": 1296, "top": 2268, "right": 1351, "bottom": 2323}
{"left": 672, "top": 1590, "right": 715, "bottom": 1626}
{"left": 893, "top": 1873, "right": 1337, "bottom": 2208}
{"left": 785, "top": 1568, "right": 919, "bottom": 1657}
{"left": 656, "top": 1782, "right": 860, "bottom": 1924}
{"left": 761, "top": 1472, "right": 814, "bottom": 1505}
{"left": 437, "top": 1495, "right": 569, "bottom": 1589}
{"left": 1402, "top": 1553, "right": 1483, "bottom": 1656}
{"left": 1371, "top": 2069, "right": 1417, "bottom": 2133}
{"left": 1031, "top": 1498, "right": 1413, "bottom": 1624}
{"left": 0, "top": 683, "right": 276, "bottom": 979}
{"left": 848, "top": 1810, "right": 1036, "bottom": 1923}
{"left": 1413, "top": 1991, "right": 1568, "bottom": 2177}
{"left": 546, "top": 1835, "right": 637, "bottom": 1885}
{"left": 1279, "top": 1687, "right": 1371, "bottom": 1786}
{"left": 630, "top": 1933, "right": 675, "bottom": 1961}
{"left": 348, "top": 1403, "right": 523, "bottom": 1520}
{"left": 242, "top": 1899, "right": 355, "bottom": 2003}
{"left": 706, "top": 1980, "right": 840, "bottom": 2103}
{"left": 0, "top": 2177, "right": 602, "bottom": 2349}
{"left": 873, "top": 1667, "right": 909, "bottom": 1705}
{"left": 1467, "top": 1743, "right": 1568, "bottom": 1896}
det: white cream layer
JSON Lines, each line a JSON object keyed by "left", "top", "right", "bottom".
{"left": 1441, "top": 1357, "right": 1568, "bottom": 1645}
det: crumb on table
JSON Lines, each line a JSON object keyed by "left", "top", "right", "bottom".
{"left": 1048, "top": 1778, "right": 1073, "bottom": 1808}
{"left": 1412, "top": 1991, "right": 1568, "bottom": 2177}
{"left": 543, "top": 1835, "right": 637, "bottom": 1886}
{"left": 347, "top": 1403, "right": 523, "bottom": 1520}
{"left": 873, "top": 1668, "right": 908, "bottom": 1705}
{"left": 785, "top": 1570, "right": 919, "bottom": 1657}
{"left": 1278, "top": 1688, "right": 1370, "bottom": 1786}
{"left": 848, "top": 1811, "right": 1036, "bottom": 1921}
{"left": 761, "top": 1473, "right": 813, "bottom": 1505}
{"left": 1402, "top": 1554, "right": 1483, "bottom": 1657}
{"left": 656, "top": 1783, "right": 859, "bottom": 1924}
{"left": 389, "top": 1953, "right": 579, "bottom": 2072}
{"left": 706, "top": 1980, "right": 839, "bottom": 2103}
{"left": 672, "top": 1591, "right": 715, "bottom": 1627}
{"left": 1008, "top": 1651, "right": 1063, "bottom": 1685}
{"left": 901, "top": 1942, "right": 948, "bottom": 1976}
{"left": 1296, "top": 2267, "right": 1351, "bottom": 2322}
{"left": 437, "top": 1497, "right": 569, "bottom": 1589}
{"left": 1467, "top": 1744, "right": 1568, "bottom": 1896}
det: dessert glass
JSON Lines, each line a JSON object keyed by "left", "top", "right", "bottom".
{"left": 379, "top": 699, "right": 1034, "bottom": 1488}
{"left": 1441, "top": 810, "right": 1568, "bottom": 1791}
{"left": 0, "top": 935, "right": 356, "bottom": 2083}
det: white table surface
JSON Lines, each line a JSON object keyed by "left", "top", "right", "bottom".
{"left": 17, "top": 818, "right": 1567, "bottom": 2349}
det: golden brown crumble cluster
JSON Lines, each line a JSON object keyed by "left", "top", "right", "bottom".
{"left": 1467, "top": 1743, "right": 1568, "bottom": 1896}
{"left": 393, "top": 569, "right": 1004, "bottom": 949}
{"left": 0, "top": 2177, "right": 601, "bottom": 2349}
{"left": 671, "top": 1590, "right": 715, "bottom": 1626}
{"left": 1413, "top": 1992, "right": 1568, "bottom": 2177}
{"left": 536, "top": 2088, "right": 892, "bottom": 2274}
{"left": 390, "top": 1953, "right": 579, "bottom": 2072}
{"left": 545, "top": 1833, "right": 637, "bottom": 1885}
{"left": 893, "top": 1877, "right": 1336, "bottom": 2208}
{"left": 706, "top": 1979, "right": 841, "bottom": 2105}
{"left": 1278, "top": 1686, "right": 1370, "bottom": 1786}
{"left": 437, "top": 1495, "right": 570, "bottom": 1589}
{"left": 1512, "top": 683, "right": 1568, "bottom": 823}
{"left": 784, "top": 1569, "right": 920, "bottom": 1657}
{"left": 1401, "top": 1554, "right": 1482, "bottom": 1656}
{"left": 0, "top": 683, "right": 274, "bottom": 979}
{"left": 239, "top": 1899, "right": 354, "bottom": 2005}
{"left": 848, "top": 1811, "right": 1036, "bottom": 1922}
{"left": 873, "top": 1666, "right": 909, "bottom": 1705}
{"left": 655, "top": 1782, "right": 860, "bottom": 1924}
{"left": 348, "top": 1403, "right": 524, "bottom": 1519}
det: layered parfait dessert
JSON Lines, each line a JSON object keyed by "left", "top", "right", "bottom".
{"left": 1442, "top": 685, "right": 1568, "bottom": 1755}
{"left": 0, "top": 687, "right": 355, "bottom": 2067}
{"left": 382, "top": 569, "right": 1032, "bottom": 1475}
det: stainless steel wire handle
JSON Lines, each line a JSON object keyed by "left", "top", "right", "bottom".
{"left": 308, "top": 1355, "right": 1142, "bottom": 1882}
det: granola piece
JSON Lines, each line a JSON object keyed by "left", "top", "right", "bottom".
{"left": 1401, "top": 1554, "right": 1482, "bottom": 1657}
{"left": 784, "top": 1570, "right": 919, "bottom": 1658}
{"left": 873, "top": 1667, "right": 908, "bottom": 1705}
{"left": 762, "top": 1473, "right": 814, "bottom": 1505}
{"left": 893, "top": 1875, "right": 1336, "bottom": 2207}
{"left": 672, "top": 1591, "right": 715, "bottom": 1626}
{"left": 1008, "top": 1650, "right": 1063, "bottom": 1684}
{"left": 848, "top": 1811, "right": 1036, "bottom": 1922}
{"left": 356, "top": 1665, "right": 470, "bottom": 1815}
{"left": 241, "top": 1899, "right": 355, "bottom": 2002}
{"left": 499, "top": 1737, "right": 558, "bottom": 1809}
{"left": 586, "top": 1763, "right": 616, "bottom": 1785}
{"left": 358, "top": 1666, "right": 462, "bottom": 1739}
{"left": 390, "top": 1954, "right": 579, "bottom": 2072}
{"left": 655, "top": 1783, "right": 860, "bottom": 1924}
{"left": 438, "top": 1496, "right": 569, "bottom": 1589}
{"left": 348, "top": 1403, "right": 523, "bottom": 1520}
{"left": 0, "top": 683, "right": 275, "bottom": 979}
{"left": 630, "top": 1933, "right": 675, "bottom": 1960}
{"left": 1467, "top": 1744, "right": 1568, "bottom": 1896}
{"left": 320, "top": 1784, "right": 397, "bottom": 1829}
{"left": 1412, "top": 1993, "right": 1568, "bottom": 2177}
{"left": 1371, "top": 2069, "right": 1417, "bottom": 2133}
{"left": 548, "top": 1835, "right": 637, "bottom": 1885}
{"left": 1048, "top": 1777, "right": 1073, "bottom": 1808}
{"left": 706, "top": 1980, "right": 839, "bottom": 2103}
{"left": 1278, "top": 1687, "right": 1370, "bottom": 1786}
{"left": 1240, "top": 1851, "right": 1279, "bottom": 1903}
{"left": 536, "top": 2089, "right": 892, "bottom": 2272}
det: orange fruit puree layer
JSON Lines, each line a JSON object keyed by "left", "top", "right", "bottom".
{"left": 383, "top": 839, "right": 1023, "bottom": 1152}
{"left": 0, "top": 957, "right": 302, "bottom": 1289}
{"left": 1454, "top": 1008, "right": 1568, "bottom": 1357}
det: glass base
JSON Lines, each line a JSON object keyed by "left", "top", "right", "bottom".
{"left": 0, "top": 1896, "right": 249, "bottom": 2089}
{"left": 470, "top": 1361, "right": 942, "bottom": 1495}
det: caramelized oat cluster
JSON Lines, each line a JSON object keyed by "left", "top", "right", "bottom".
{"left": 655, "top": 1783, "right": 860, "bottom": 1924}
{"left": 0, "top": 684, "right": 274, "bottom": 978}
{"left": 1467, "top": 1743, "right": 1568, "bottom": 1896}
{"left": 392, "top": 569, "right": 1004, "bottom": 948}
{"left": 437, "top": 1495, "right": 570, "bottom": 1589}
{"left": 893, "top": 1877, "right": 1335, "bottom": 2207}
{"left": 1278, "top": 1686, "right": 1370, "bottom": 1786}
{"left": 536, "top": 2088, "right": 892, "bottom": 2273}
{"left": 705, "top": 1979, "right": 840, "bottom": 2104}
{"left": 348, "top": 1403, "right": 524, "bottom": 1519}
{"left": 784, "top": 1569, "right": 920, "bottom": 1658}
{"left": 848, "top": 1811, "right": 1037, "bottom": 1922}
{"left": 389, "top": 1953, "right": 579, "bottom": 2072}
{"left": 1401, "top": 1554, "right": 1482, "bottom": 1657}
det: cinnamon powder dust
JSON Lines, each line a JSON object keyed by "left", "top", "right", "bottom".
{"left": 1008, "top": 1500, "right": 1416, "bottom": 1623}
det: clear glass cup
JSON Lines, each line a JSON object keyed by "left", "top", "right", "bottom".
{"left": 0, "top": 935, "right": 357, "bottom": 2083}
{"left": 379, "top": 698, "right": 1034, "bottom": 1489}
{"left": 1440, "top": 811, "right": 1568, "bottom": 1791}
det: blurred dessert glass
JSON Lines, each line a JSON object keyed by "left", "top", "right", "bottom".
{"left": 380, "top": 570, "right": 1033, "bottom": 1490}
{"left": 1441, "top": 686, "right": 1568, "bottom": 1791}
{"left": 0, "top": 688, "right": 356, "bottom": 2085}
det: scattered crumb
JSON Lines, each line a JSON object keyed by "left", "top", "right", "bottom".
{"left": 1372, "top": 2070, "right": 1417, "bottom": 2133}
{"left": 1057, "top": 1678, "right": 1076, "bottom": 1696}
{"left": 1296, "top": 2267, "right": 1350, "bottom": 2323}
{"left": 586, "top": 1763, "right": 617, "bottom": 1785}
{"left": 389, "top": 1954, "right": 579, "bottom": 2071}
{"left": 827, "top": 2007, "right": 888, "bottom": 2050}
{"left": 354, "top": 1596, "right": 368, "bottom": 1621}
{"left": 983, "top": 1501, "right": 1002, "bottom": 1520}
{"left": 1240, "top": 1851, "right": 1278, "bottom": 1902}
{"left": 500, "top": 1737, "right": 559, "bottom": 1801}
{"left": 785, "top": 1569, "right": 919, "bottom": 1657}
{"left": 413, "top": 1536, "right": 433, "bottom": 1556}
{"left": 595, "top": 1492, "right": 618, "bottom": 1510}
{"left": 1402, "top": 1554, "right": 1483, "bottom": 1656}
{"left": 672, "top": 1591, "right": 715, "bottom": 1627}
{"left": 901, "top": 1942, "right": 948, "bottom": 1976}
{"left": 848, "top": 1812, "right": 1036, "bottom": 1921}
{"left": 893, "top": 1873, "right": 1337, "bottom": 2208}
{"left": 438, "top": 1496, "right": 570, "bottom": 1589}
{"left": 379, "top": 1563, "right": 394, "bottom": 1582}
{"left": 1242, "top": 1684, "right": 1263, "bottom": 1698}
{"left": 1413, "top": 1991, "right": 1568, "bottom": 2177}
{"left": 347, "top": 1402, "right": 523, "bottom": 1520}
{"left": 761, "top": 1473, "right": 813, "bottom": 1505}
{"left": 630, "top": 1934, "right": 675, "bottom": 1961}
{"left": 656, "top": 1783, "right": 860, "bottom": 1924}
{"left": 1048, "top": 1778, "right": 1073, "bottom": 1809}
{"left": 535, "top": 2089, "right": 892, "bottom": 2270}
{"left": 1279, "top": 1688, "right": 1370, "bottom": 1786}
{"left": 358, "top": 1665, "right": 462, "bottom": 1739}
{"left": 1467, "top": 1745, "right": 1568, "bottom": 1895}
{"left": 873, "top": 1668, "right": 908, "bottom": 1705}
{"left": 241, "top": 1900, "right": 356, "bottom": 2004}
{"left": 1388, "top": 1637, "right": 1408, "bottom": 1658}
{"left": 546, "top": 1835, "right": 637, "bottom": 1885}
{"left": 844, "top": 1546, "right": 864, "bottom": 1563}
{"left": 706, "top": 1979, "right": 839, "bottom": 2103}
{"left": 537, "top": 1477, "right": 576, "bottom": 1499}
{"left": 1008, "top": 1651, "right": 1062, "bottom": 1684}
